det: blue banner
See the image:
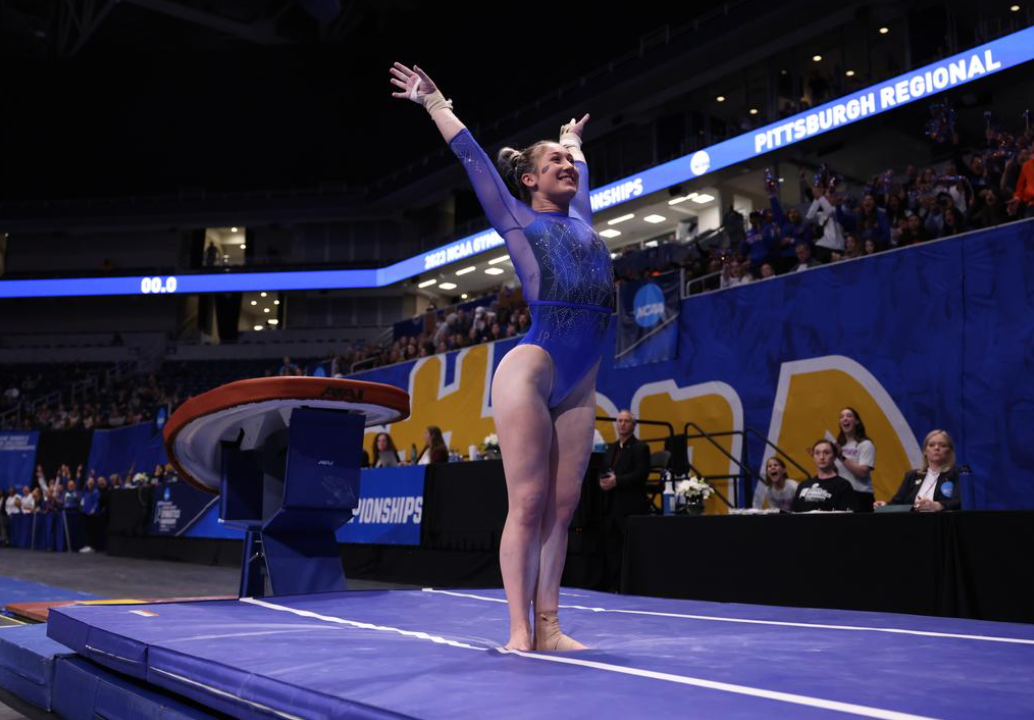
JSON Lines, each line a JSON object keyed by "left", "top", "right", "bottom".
{"left": 614, "top": 271, "right": 680, "bottom": 369}
{"left": 0, "top": 431, "right": 39, "bottom": 491}
{"left": 86, "top": 421, "right": 168, "bottom": 483}
{"left": 177, "top": 466, "right": 425, "bottom": 546}
{"left": 347, "top": 220, "right": 1034, "bottom": 511}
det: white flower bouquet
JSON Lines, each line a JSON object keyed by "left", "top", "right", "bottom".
{"left": 674, "top": 476, "right": 713, "bottom": 502}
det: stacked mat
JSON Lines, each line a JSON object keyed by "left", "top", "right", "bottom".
{"left": 0, "top": 623, "right": 223, "bottom": 720}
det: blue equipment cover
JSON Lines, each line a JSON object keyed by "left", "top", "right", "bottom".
{"left": 0, "top": 623, "right": 76, "bottom": 710}
{"left": 53, "top": 656, "right": 222, "bottom": 720}
{"left": 48, "top": 588, "right": 1034, "bottom": 720}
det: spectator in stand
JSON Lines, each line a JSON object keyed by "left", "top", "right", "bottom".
{"left": 742, "top": 211, "right": 777, "bottom": 276}
{"left": 1001, "top": 143, "right": 1030, "bottom": 201}
{"left": 759, "top": 262, "right": 776, "bottom": 279}
{"left": 63, "top": 480, "right": 80, "bottom": 510}
{"left": 752, "top": 456, "right": 800, "bottom": 512}
{"left": 1007, "top": 142, "right": 1034, "bottom": 218}
{"left": 844, "top": 193, "right": 891, "bottom": 249}
{"left": 0, "top": 487, "right": 14, "bottom": 545}
{"left": 972, "top": 189, "right": 1007, "bottom": 229}
{"left": 876, "top": 429, "right": 961, "bottom": 512}
{"left": 934, "top": 205, "right": 967, "bottom": 238}
{"left": 863, "top": 238, "right": 878, "bottom": 256}
{"left": 790, "top": 241, "right": 821, "bottom": 272}
{"left": 371, "top": 432, "right": 401, "bottom": 467}
{"left": 792, "top": 439, "right": 857, "bottom": 512}
{"left": 720, "top": 257, "right": 753, "bottom": 289}
{"left": 278, "top": 356, "right": 302, "bottom": 376}
{"left": 897, "top": 214, "right": 929, "bottom": 247}
{"left": 770, "top": 195, "right": 810, "bottom": 273}
{"left": 841, "top": 233, "right": 863, "bottom": 261}
{"left": 20, "top": 485, "right": 36, "bottom": 514}
{"left": 417, "top": 426, "right": 449, "bottom": 465}
{"left": 805, "top": 182, "right": 845, "bottom": 262}
{"left": 834, "top": 407, "right": 876, "bottom": 512}
{"left": 79, "top": 477, "right": 101, "bottom": 553}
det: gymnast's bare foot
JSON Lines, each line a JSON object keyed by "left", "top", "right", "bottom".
{"left": 504, "top": 630, "right": 533, "bottom": 651}
{"left": 534, "top": 611, "right": 587, "bottom": 651}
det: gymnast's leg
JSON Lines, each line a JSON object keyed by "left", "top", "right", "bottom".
{"left": 534, "top": 361, "right": 599, "bottom": 651}
{"left": 493, "top": 345, "right": 556, "bottom": 651}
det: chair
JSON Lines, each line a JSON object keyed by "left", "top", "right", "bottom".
{"left": 644, "top": 450, "right": 672, "bottom": 514}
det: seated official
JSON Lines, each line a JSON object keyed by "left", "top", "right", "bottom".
{"left": 599, "top": 410, "right": 651, "bottom": 591}
{"left": 752, "top": 456, "right": 800, "bottom": 512}
{"left": 417, "top": 426, "right": 449, "bottom": 465}
{"left": 371, "top": 432, "right": 402, "bottom": 468}
{"left": 876, "top": 429, "right": 961, "bottom": 512}
{"left": 792, "top": 439, "right": 857, "bottom": 512}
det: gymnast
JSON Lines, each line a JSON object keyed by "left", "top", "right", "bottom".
{"left": 390, "top": 63, "right": 613, "bottom": 651}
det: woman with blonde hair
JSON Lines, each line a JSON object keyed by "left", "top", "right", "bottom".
{"left": 391, "top": 62, "right": 611, "bottom": 651}
{"left": 876, "top": 430, "right": 961, "bottom": 512}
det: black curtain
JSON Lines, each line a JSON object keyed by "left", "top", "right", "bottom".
{"left": 36, "top": 428, "right": 94, "bottom": 481}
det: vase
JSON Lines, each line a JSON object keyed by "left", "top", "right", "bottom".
{"left": 685, "top": 497, "right": 705, "bottom": 515}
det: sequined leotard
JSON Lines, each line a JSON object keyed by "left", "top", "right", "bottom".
{"left": 449, "top": 129, "right": 613, "bottom": 408}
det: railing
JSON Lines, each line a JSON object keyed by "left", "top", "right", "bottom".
{"left": 681, "top": 421, "right": 810, "bottom": 508}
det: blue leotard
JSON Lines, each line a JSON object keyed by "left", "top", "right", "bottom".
{"left": 449, "top": 129, "right": 613, "bottom": 408}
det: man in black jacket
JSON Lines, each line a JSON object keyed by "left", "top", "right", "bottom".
{"left": 600, "top": 410, "right": 651, "bottom": 590}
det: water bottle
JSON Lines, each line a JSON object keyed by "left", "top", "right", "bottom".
{"left": 410, "top": 444, "right": 418, "bottom": 464}
{"left": 663, "top": 476, "right": 676, "bottom": 515}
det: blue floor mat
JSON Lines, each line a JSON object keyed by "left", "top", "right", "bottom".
{"left": 47, "top": 587, "right": 1034, "bottom": 720}
{"left": 0, "top": 574, "right": 97, "bottom": 609}
{"left": 0, "top": 623, "right": 77, "bottom": 710}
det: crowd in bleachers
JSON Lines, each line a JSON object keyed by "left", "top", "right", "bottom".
{"left": 616, "top": 112, "right": 1034, "bottom": 288}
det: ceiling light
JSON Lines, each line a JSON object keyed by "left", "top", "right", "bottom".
{"left": 438, "top": 282, "right": 458, "bottom": 290}
{"left": 644, "top": 214, "right": 666, "bottom": 224}
{"left": 845, "top": 70, "right": 856, "bottom": 77}
{"left": 1010, "top": 4, "right": 1020, "bottom": 10}
{"left": 715, "top": 95, "right": 726, "bottom": 102}
{"left": 644, "top": 240, "right": 659, "bottom": 248}
{"left": 749, "top": 108, "right": 758, "bottom": 115}
{"left": 417, "top": 279, "right": 437, "bottom": 288}
{"left": 878, "top": 26, "right": 889, "bottom": 34}
{"left": 253, "top": 325, "right": 263, "bottom": 331}
{"left": 780, "top": 70, "right": 788, "bottom": 76}
{"left": 455, "top": 266, "right": 476, "bottom": 276}
{"left": 484, "top": 268, "right": 504, "bottom": 275}
{"left": 260, "top": 292, "right": 267, "bottom": 297}
{"left": 274, "top": 300, "right": 280, "bottom": 305}
{"left": 263, "top": 308, "right": 270, "bottom": 313}
{"left": 240, "top": 243, "right": 246, "bottom": 249}
{"left": 461, "top": 293, "right": 468, "bottom": 299}
{"left": 600, "top": 229, "right": 622, "bottom": 239}
{"left": 231, "top": 227, "right": 238, "bottom": 233}
{"left": 610, "top": 252, "right": 619, "bottom": 259}
{"left": 812, "top": 54, "right": 822, "bottom": 62}
{"left": 668, "top": 196, "right": 689, "bottom": 205}
{"left": 267, "top": 319, "right": 279, "bottom": 325}
{"left": 488, "top": 255, "right": 509, "bottom": 265}
{"left": 691, "top": 193, "right": 715, "bottom": 204}
{"left": 607, "top": 213, "right": 635, "bottom": 225}
{"left": 250, "top": 300, "right": 257, "bottom": 306}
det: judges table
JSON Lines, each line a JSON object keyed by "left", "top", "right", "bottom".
{"left": 622, "top": 511, "right": 1034, "bottom": 624}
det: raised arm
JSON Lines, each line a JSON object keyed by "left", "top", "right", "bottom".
{"left": 560, "top": 114, "right": 592, "bottom": 224}
{"left": 390, "top": 62, "right": 532, "bottom": 239}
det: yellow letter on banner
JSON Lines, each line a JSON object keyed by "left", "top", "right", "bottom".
{"left": 365, "top": 344, "right": 498, "bottom": 457}
{"left": 631, "top": 380, "right": 744, "bottom": 514}
{"left": 763, "top": 356, "right": 922, "bottom": 500}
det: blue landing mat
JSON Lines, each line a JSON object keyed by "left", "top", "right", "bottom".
{"left": 48, "top": 588, "right": 1034, "bottom": 720}
{"left": 0, "top": 624, "right": 222, "bottom": 719}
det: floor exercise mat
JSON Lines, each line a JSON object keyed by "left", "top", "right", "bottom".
{"left": 0, "top": 623, "right": 76, "bottom": 710}
{"left": 47, "top": 587, "right": 1034, "bottom": 720}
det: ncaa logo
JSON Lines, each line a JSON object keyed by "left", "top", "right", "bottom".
{"left": 633, "top": 283, "right": 666, "bottom": 328}
{"left": 690, "top": 150, "right": 710, "bottom": 176}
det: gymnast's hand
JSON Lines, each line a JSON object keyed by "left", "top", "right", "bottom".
{"left": 560, "top": 114, "right": 590, "bottom": 140}
{"left": 389, "top": 62, "right": 440, "bottom": 106}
